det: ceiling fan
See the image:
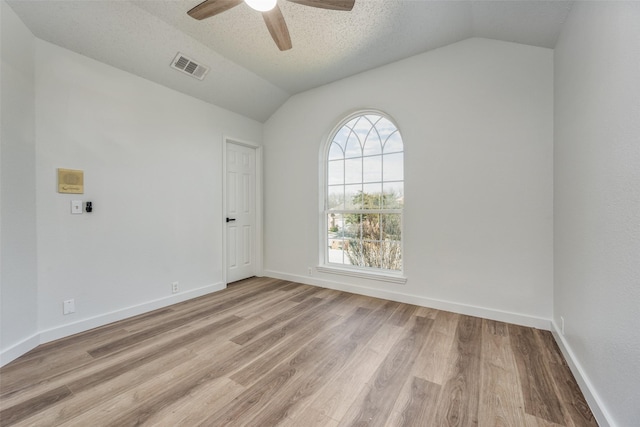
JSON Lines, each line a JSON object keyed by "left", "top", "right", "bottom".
{"left": 187, "top": 0, "right": 355, "bottom": 51}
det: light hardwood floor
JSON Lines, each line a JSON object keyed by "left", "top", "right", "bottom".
{"left": 0, "top": 277, "right": 597, "bottom": 426}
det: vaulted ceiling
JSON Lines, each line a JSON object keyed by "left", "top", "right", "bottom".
{"left": 7, "top": 0, "right": 572, "bottom": 122}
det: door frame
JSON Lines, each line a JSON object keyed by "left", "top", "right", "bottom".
{"left": 222, "top": 136, "right": 263, "bottom": 285}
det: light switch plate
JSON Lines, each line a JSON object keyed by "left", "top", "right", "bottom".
{"left": 71, "top": 200, "right": 83, "bottom": 214}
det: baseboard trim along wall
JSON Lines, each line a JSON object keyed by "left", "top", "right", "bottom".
{"left": 0, "top": 333, "right": 40, "bottom": 368}
{"left": 551, "top": 321, "right": 614, "bottom": 427}
{"left": 263, "top": 269, "right": 551, "bottom": 330}
{"left": 0, "top": 282, "right": 226, "bottom": 367}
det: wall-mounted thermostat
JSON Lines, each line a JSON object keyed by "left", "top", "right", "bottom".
{"left": 58, "top": 168, "right": 84, "bottom": 194}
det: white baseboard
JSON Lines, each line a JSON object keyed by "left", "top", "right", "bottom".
{"left": 0, "top": 282, "right": 226, "bottom": 367}
{"left": 551, "top": 321, "right": 615, "bottom": 427}
{"left": 264, "top": 269, "right": 551, "bottom": 330}
{"left": 0, "top": 333, "right": 40, "bottom": 367}
{"left": 39, "top": 282, "right": 226, "bottom": 344}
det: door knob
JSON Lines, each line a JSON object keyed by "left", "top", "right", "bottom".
{"left": 226, "top": 218, "right": 236, "bottom": 223}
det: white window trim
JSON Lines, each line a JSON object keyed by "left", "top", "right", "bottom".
{"left": 316, "top": 265, "right": 407, "bottom": 284}
{"left": 318, "top": 109, "right": 406, "bottom": 284}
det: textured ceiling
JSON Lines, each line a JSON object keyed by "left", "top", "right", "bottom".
{"left": 7, "top": 0, "right": 572, "bottom": 122}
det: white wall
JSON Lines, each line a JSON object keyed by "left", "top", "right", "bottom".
{"left": 554, "top": 3, "right": 640, "bottom": 426}
{"left": 0, "top": 0, "right": 39, "bottom": 364}
{"left": 263, "top": 38, "right": 554, "bottom": 327}
{"left": 0, "top": 12, "right": 263, "bottom": 364}
{"left": 32, "top": 40, "right": 262, "bottom": 341}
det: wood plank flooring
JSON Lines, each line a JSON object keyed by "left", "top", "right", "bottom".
{"left": 0, "top": 277, "right": 597, "bottom": 426}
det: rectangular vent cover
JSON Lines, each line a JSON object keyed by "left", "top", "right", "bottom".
{"left": 171, "top": 53, "right": 209, "bottom": 81}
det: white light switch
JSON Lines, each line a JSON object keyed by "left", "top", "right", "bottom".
{"left": 71, "top": 200, "right": 83, "bottom": 214}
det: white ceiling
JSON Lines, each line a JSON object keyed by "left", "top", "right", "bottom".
{"left": 7, "top": 0, "right": 572, "bottom": 122}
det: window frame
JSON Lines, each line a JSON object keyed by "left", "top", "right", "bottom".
{"left": 318, "top": 110, "right": 407, "bottom": 284}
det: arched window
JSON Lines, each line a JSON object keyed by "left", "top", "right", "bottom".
{"left": 322, "top": 111, "right": 404, "bottom": 278}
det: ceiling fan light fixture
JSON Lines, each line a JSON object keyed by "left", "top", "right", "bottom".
{"left": 245, "top": 0, "right": 277, "bottom": 12}
{"left": 187, "top": 0, "right": 355, "bottom": 51}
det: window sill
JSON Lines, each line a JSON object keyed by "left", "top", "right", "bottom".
{"left": 316, "top": 265, "right": 407, "bottom": 284}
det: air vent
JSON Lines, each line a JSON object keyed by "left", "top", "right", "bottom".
{"left": 170, "top": 53, "right": 209, "bottom": 81}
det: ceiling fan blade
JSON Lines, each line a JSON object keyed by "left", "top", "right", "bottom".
{"left": 187, "top": 0, "right": 243, "bottom": 20}
{"left": 287, "top": 0, "right": 354, "bottom": 11}
{"left": 262, "top": 5, "right": 292, "bottom": 51}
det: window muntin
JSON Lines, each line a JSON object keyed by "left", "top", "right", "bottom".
{"left": 324, "top": 112, "right": 404, "bottom": 273}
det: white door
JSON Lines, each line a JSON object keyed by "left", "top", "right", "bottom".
{"left": 226, "top": 142, "right": 256, "bottom": 283}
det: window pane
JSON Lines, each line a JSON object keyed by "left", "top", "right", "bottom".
{"left": 345, "top": 185, "right": 362, "bottom": 209}
{"left": 381, "top": 214, "right": 401, "bottom": 240}
{"left": 345, "top": 239, "right": 365, "bottom": 267}
{"left": 344, "top": 117, "right": 358, "bottom": 129}
{"left": 328, "top": 142, "right": 344, "bottom": 160}
{"left": 383, "top": 131, "right": 403, "bottom": 154}
{"left": 327, "top": 185, "right": 344, "bottom": 210}
{"left": 344, "top": 132, "right": 362, "bottom": 158}
{"left": 360, "top": 240, "right": 382, "bottom": 268}
{"left": 353, "top": 116, "right": 374, "bottom": 143}
{"left": 333, "top": 126, "right": 351, "bottom": 144}
{"left": 376, "top": 117, "right": 397, "bottom": 144}
{"left": 362, "top": 183, "right": 382, "bottom": 209}
{"left": 362, "top": 213, "right": 381, "bottom": 241}
{"left": 383, "top": 152, "right": 404, "bottom": 182}
{"left": 328, "top": 160, "right": 344, "bottom": 185}
{"left": 365, "top": 114, "right": 382, "bottom": 124}
{"left": 363, "top": 155, "right": 382, "bottom": 183}
{"left": 328, "top": 239, "right": 349, "bottom": 265}
{"left": 363, "top": 130, "right": 382, "bottom": 156}
{"left": 381, "top": 241, "right": 402, "bottom": 270}
{"left": 344, "top": 213, "right": 362, "bottom": 240}
{"left": 383, "top": 182, "right": 404, "bottom": 208}
{"left": 344, "top": 158, "right": 362, "bottom": 184}
{"left": 328, "top": 213, "right": 344, "bottom": 238}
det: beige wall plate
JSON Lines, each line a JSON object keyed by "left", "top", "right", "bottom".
{"left": 58, "top": 168, "right": 84, "bottom": 194}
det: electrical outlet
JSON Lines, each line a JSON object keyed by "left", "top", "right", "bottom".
{"left": 63, "top": 299, "right": 75, "bottom": 315}
{"left": 560, "top": 316, "right": 565, "bottom": 335}
{"left": 172, "top": 282, "right": 179, "bottom": 294}
{"left": 308, "top": 267, "right": 313, "bottom": 276}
